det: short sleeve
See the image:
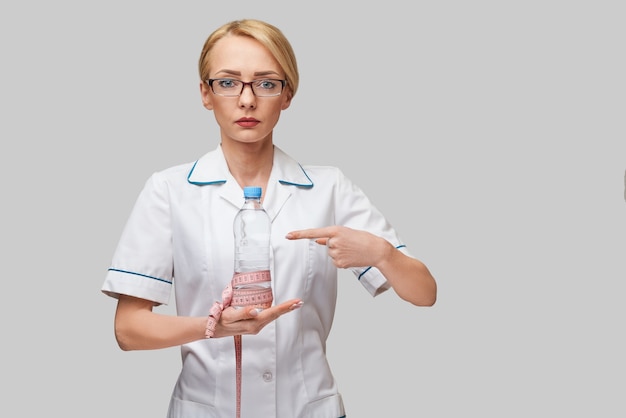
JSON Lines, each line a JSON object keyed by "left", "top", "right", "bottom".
{"left": 333, "top": 169, "right": 412, "bottom": 297}
{"left": 101, "top": 172, "right": 174, "bottom": 305}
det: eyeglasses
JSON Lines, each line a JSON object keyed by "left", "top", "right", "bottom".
{"left": 206, "top": 78, "right": 286, "bottom": 97}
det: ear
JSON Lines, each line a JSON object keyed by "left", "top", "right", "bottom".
{"left": 200, "top": 81, "right": 214, "bottom": 110}
{"left": 280, "top": 91, "right": 293, "bottom": 110}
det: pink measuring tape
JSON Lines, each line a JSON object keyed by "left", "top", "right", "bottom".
{"left": 206, "top": 270, "right": 273, "bottom": 418}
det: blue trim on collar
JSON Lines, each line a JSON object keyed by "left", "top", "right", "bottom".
{"left": 279, "top": 179, "right": 314, "bottom": 188}
{"left": 187, "top": 159, "right": 227, "bottom": 186}
{"left": 278, "top": 163, "right": 314, "bottom": 188}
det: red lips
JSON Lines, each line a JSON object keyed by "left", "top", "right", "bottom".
{"left": 236, "top": 117, "right": 260, "bottom": 128}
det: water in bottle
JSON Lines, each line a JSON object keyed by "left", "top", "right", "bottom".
{"left": 231, "top": 186, "right": 273, "bottom": 311}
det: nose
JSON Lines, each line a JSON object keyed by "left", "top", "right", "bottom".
{"left": 238, "top": 83, "right": 256, "bottom": 108}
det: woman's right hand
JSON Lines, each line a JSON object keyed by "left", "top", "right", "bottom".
{"left": 114, "top": 295, "right": 302, "bottom": 350}
{"left": 211, "top": 298, "right": 303, "bottom": 338}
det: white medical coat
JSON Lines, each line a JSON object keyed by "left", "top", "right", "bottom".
{"left": 102, "top": 145, "right": 411, "bottom": 418}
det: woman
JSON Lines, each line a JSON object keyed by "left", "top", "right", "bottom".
{"left": 102, "top": 18, "right": 437, "bottom": 418}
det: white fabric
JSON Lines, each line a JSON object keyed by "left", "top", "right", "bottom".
{"left": 102, "top": 145, "right": 411, "bottom": 418}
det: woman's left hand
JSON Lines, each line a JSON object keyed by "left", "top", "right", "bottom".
{"left": 286, "top": 226, "right": 393, "bottom": 269}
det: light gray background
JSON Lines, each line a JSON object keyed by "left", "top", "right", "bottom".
{"left": 2, "top": 1, "right": 624, "bottom": 417}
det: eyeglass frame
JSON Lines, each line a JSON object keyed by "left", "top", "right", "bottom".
{"left": 205, "top": 78, "right": 287, "bottom": 97}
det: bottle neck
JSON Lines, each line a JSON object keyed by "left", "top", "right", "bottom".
{"left": 243, "top": 197, "right": 262, "bottom": 209}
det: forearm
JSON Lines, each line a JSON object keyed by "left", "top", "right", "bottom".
{"left": 114, "top": 297, "right": 207, "bottom": 351}
{"left": 286, "top": 226, "right": 438, "bottom": 306}
{"left": 375, "top": 242, "right": 437, "bottom": 306}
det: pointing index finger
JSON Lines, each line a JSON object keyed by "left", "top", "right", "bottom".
{"left": 285, "top": 227, "right": 333, "bottom": 241}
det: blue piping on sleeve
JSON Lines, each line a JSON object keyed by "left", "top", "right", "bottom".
{"left": 357, "top": 244, "right": 406, "bottom": 281}
{"left": 108, "top": 268, "right": 172, "bottom": 285}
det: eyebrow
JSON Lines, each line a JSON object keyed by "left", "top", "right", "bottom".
{"left": 214, "top": 69, "right": 282, "bottom": 78}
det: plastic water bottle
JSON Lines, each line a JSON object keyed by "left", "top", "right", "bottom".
{"left": 231, "top": 186, "right": 273, "bottom": 311}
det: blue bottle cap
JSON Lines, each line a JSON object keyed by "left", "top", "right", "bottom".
{"left": 243, "top": 186, "right": 262, "bottom": 199}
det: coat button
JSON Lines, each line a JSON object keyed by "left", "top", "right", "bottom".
{"left": 262, "top": 371, "right": 273, "bottom": 382}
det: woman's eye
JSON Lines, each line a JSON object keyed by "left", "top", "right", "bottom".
{"left": 220, "top": 79, "right": 238, "bottom": 88}
{"left": 257, "top": 80, "right": 276, "bottom": 89}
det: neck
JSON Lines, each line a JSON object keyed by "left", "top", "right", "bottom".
{"left": 221, "top": 141, "right": 274, "bottom": 192}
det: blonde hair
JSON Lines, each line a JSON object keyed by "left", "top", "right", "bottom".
{"left": 198, "top": 19, "right": 299, "bottom": 98}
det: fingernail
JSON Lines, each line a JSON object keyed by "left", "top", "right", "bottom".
{"left": 285, "top": 233, "right": 293, "bottom": 239}
{"left": 290, "top": 301, "right": 303, "bottom": 310}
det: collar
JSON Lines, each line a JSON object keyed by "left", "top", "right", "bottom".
{"left": 186, "top": 145, "right": 313, "bottom": 220}
{"left": 187, "top": 144, "right": 313, "bottom": 188}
